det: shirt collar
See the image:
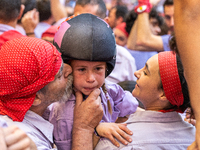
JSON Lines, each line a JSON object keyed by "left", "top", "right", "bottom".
{"left": 126, "top": 111, "right": 183, "bottom": 124}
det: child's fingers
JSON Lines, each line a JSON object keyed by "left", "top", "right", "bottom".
{"left": 113, "top": 131, "right": 129, "bottom": 146}
{"left": 116, "top": 127, "right": 132, "bottom": 144}
{"left": 118, "top": 124, "right": 133, "bottom": 135}
{"left": 108, "top": 135, "right": 120, "bottom": 147}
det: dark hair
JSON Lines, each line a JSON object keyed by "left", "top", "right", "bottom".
{"left": 125, "top": 9, "right": 137, "bottom": 34}
{"left": 125, "top": 7, "right": 163, "bottom": 34}
{"left": 169, "top": 32, "right": 179, "bottom": 55}
{"left": 18, "top": 0, "right": 37, "bottom": 23}
{"left": 163, "top": 0, "right": 173, "bottom": 9}
{"left": 112, "top": 5, "right": 128, "bottom": 22}
{"left": 0, "top": 0, "right": 21, "bottom": 22}
{"left": 176, "top": 55, "right": 190, "bottom": 112}
{"left": 149, "top": 7, "right": 164, "bottom": 27}
{"left": 36, "top": 0, "right": 51, "bottom": 22}
{"left": 75, "top": 0, "right": 106, "bottom": 19}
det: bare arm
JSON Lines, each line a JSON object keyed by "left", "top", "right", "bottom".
{"left": 50, "top": 0, "right": 67, "bottom": 23}
{"left": 21, "top": 9, "right": 39, "bottom": 37}
{"left": 72, "top": 89, "right": 103, "bottom": 150}
{"left": 174, "top": 0, "right": 200, "bottom": 149}
{"left": 127, "top": 12, "right": 164, "bottom": 52}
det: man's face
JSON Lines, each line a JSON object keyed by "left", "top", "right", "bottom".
{"left": 164, "top": 5, "right": 174, "bottom": 33}
{"left": 41, "top": 63, "right": 73, "bottom": 105}
{"left": 149, "top": 18, "right": 161, "bottom": 35}
{"left": 108, "top": 8, "right": 117, "bottom": 29}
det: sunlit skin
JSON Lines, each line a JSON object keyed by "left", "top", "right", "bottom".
{"left": 114, "top": 28, "right": 127, "bottom": 47}
{"left": 108, "top": 8, "right": 117, "bottom": 29}
{"left": 71, "top": 60, "right": 106, "bottom": 96}
{"left": 132, "top": 54, "right": 167, "bottom": 110}
{"left": 164, "top": 5, "right": 174, "bottom": 34}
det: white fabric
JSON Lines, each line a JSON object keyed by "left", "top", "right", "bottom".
{"left": 106, "top": 45, "right": 137, "bottom": 84}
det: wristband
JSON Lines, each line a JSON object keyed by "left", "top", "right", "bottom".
{"left": 94, "top": 127, "right": 100, "bottom": 137}
{"left": 26, "top": 32, "right": 35, "bottom": 36}
{"left": 134, "top": 3, "right": 152, "bottom": 14}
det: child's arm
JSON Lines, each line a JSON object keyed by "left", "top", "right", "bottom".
{"left": 95, "top": 122, "right": 133, "bottom": 147}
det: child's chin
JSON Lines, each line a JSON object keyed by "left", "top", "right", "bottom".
{"left": 82, "top": 91, "right": 92, "bottom": 96}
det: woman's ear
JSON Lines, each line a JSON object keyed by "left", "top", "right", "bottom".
{"left": 32, "top": 93, "right": 42, "bottom": 106}
{"left": 159, "top": 90, "right": 168, "bottom": 102}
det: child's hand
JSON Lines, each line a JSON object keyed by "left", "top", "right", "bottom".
{"left": 96, "top": 122, "right": 133, "bottom": 147}
{"left": 185, "top": 107, "right": 196, "bottom": 126}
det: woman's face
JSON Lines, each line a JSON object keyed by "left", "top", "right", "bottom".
{"left": 114, "top": 28, "right": 128, "bottom": 47}
{"left": 132, "top": 54, "right": 164, "bottom": 109}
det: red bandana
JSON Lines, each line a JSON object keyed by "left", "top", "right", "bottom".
{"left": 158, "top": 51, "right": 184, "bottom": 112}
{"left": 0, "top": 37, "right": 62, "bottom": 121}
{"left": 115, "top": 22, "right": 129, "bottom": 38}
{"left": 42, "top": 25, "right": 58, "bottom": 38}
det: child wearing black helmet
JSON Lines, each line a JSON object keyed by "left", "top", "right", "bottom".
{"left": 49, "top": 14, "right": 139, "bottom": 150}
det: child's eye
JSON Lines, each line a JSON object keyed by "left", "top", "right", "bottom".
{"left": 78, "top": 68, "right": 86, "bottom": 72}
{"left": 95, "top": 67, "right": 103, "bottom": 71}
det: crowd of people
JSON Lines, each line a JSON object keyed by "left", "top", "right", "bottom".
{"left": 0, "top": 0, "right": 199, "bottom": 149}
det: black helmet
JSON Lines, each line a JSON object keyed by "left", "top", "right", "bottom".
{"left": 53, "top": 13, "right": 116, "bottom": 76}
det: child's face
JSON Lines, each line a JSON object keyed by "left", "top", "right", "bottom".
{"left": 71, "top": 60, "right": 106, "bottom": 95}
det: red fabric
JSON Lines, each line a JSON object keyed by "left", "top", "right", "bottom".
{"left": 0, "top": 30, "right": 25, "bottom": 49}
{"left": 42, "top": 25, "right": 58, "bottom": 38}
{"left": 115, "top": 22, "right": 129, "bottom": 37}
{"left": 134, "top": 0, "right": 152, "bottom": 14}
{"left": 158, "top": 51, "right": 184, "bottom": 112}
{"left": 0, "top": 37, "right": 62, "bottom": 121}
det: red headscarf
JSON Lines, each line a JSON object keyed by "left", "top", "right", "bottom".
{"left": 115, "top": 22, "right": 129, "bottom": 38}
{"left": 0, "top": 37, "right": 62, "bottom": 121}
{"left": 42, "top": 25, "right": 58, "bottom": 38}
{"left": 158, "top": 51, "right": 184, "bottom": 113}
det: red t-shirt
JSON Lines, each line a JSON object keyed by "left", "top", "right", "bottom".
{"left": 0, "top": 30, "right": 25, "bottom": 48}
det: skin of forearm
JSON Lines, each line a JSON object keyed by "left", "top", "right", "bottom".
{"left": 71, "top": 126, "right": 94, "bottom": 150}
{"left": 51, "top": 0, "right": 67, "bottom": 22}
{"left": 136, "top": 13, "right": 153, "bottom": 47}
{"left": 128, "top": 13, "right": 163, "bottom": 52}
{"left": 174, "top": 0, "right": 200, "bottom": 120}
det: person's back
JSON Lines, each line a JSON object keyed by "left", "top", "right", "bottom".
{"left": 95, "top": 111, "right": 195, "bottom": 149}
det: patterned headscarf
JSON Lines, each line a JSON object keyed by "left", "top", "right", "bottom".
{"left": 115, "top": 22, "right": 129, "bottom": 37}
{"left": 158, "top": 51, "right": 184, "bottom": 112}
{"left": 0, "top": 37, "right": 62, "bottom": 121}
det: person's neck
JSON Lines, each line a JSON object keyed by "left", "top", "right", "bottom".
{"left": 0, "top": 20, "right": 17, "bottom": 28}
{"left": 29, "top": 105, "right": 47, "bottom": 116}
